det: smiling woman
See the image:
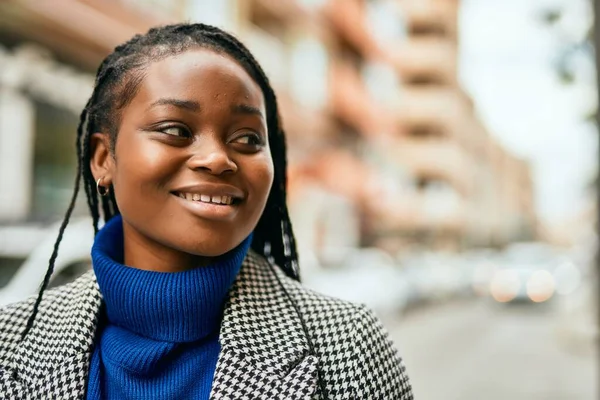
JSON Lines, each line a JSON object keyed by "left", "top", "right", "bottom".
{"left": 0, "top": 24, "right": 413, "bottom": 400}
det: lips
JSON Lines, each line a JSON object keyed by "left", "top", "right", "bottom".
{"left": 170, "top": 183, "right": 245, "bottom": 220}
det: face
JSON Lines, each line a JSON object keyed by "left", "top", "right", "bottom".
{"left": 91, "top": 49, "right": 273, "bottom": 271}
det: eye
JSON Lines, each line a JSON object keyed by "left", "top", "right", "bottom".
{"left": 232, "top": 133, "right": 264, "bottom": 146}
{"left": 158, "top": 125, "right": 191, "bottom": 138}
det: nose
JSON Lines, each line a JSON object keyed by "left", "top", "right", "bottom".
{"left": 186, "top": 137, "right": 237, "bottom": 175}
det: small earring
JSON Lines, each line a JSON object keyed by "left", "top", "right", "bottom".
{"left": 96, "top": 177, "right": 110, "bottom": 197}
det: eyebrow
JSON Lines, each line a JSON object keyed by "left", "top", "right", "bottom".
{"left": 230, "top": 103, "right": 265, "bottom": 120}
{"left": 147, "top": 98, "right": 264, "bottom": 119}
{"left": 148, "top": 98, "right": 200, "bottom": 112}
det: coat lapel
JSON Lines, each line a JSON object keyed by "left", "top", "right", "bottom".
{"left": 0, "top": 271, "right": 103, "bottom": 399}
{"left": 210, "top": 251, "right": 320, "bottom": 399}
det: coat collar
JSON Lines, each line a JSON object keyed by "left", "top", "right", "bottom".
{"left": 1, "top": 250, "right": 319, "bottom": 399}
{"left": 211, "top": 250, "right": 319, "bottom": 399}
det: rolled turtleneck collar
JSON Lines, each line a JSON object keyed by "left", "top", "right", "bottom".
{"left": 91, "top": 215, "right": 251, "bottom": 343}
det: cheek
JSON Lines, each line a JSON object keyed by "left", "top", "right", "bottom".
{"left": 113, "top": 134, "right": 178, "bottom": 192}
{"left": 249, "top": 155, "right": 275, "bottom": 203}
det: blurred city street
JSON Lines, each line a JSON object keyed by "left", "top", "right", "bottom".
{"left": 0, "top": 0, "right": 598, "bottom": 398}
{"left": 384, "top": 299, "right": 597, "bottom": 400}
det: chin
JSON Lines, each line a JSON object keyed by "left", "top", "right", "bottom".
{"left": 174, "top": 231, "right": 248, "bottom": 258}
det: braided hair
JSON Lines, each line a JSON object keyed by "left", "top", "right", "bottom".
{"left": 21, "top": 23, "right": 300, "bottom": 340}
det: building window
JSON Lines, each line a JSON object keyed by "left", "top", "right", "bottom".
{"left": 409, "top": 22, "right": 447, "bottom": 38}
{"left": 244, "top": 27, "right": 289, "bottom": 88}
{"left": 405, "top": 73, "right": 445, "bottom": 86}
{"left": 408, "top": 125, "right": 444, "bottom": 137}
{"left": 31, "top": 100, "right": 86, "bottom": 221}
{"left": 366, "top": 0, "right": 407, "bottom": 46}
{"left": 363, "top": 61, "right": 401, "bottom": 107}
{"left": 188, "top": 0, "right": 238, "bottom": 31}
{"left": 290, "top": 37, "right": 329, "bottom": 109}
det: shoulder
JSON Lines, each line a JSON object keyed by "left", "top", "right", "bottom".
{"left": 262, "top": 255, "right": 413, "bottom": 399}
{"left": 244, "top": 250, "right": 366, "bottom": 330}
{"left": 0, "top": 271, "right": 100, "bottom": 360}
{"left": 277, "top": 265, "right": 390, "bottom": 349}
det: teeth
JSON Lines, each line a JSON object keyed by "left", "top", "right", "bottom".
{"left": 177, "top": 192, "right": 235, "bottom": 205}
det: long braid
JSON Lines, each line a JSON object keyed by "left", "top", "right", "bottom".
{"left": 80, "top": 102, "right": 101, "bottom": 235}
{"left": 19, "top": 57, "right": 117, "bottom": 341}
{"left": 84, "top": 61, "right": 123, "bottom": 229}
{"left": 19, "top": 106, "right": 88, "bottom": 341}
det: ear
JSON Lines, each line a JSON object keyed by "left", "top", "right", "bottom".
{"left": 90, "top": 133, "right": 115, "bottom": 185}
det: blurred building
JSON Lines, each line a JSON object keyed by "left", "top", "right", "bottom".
{"left": 0, "top": 0, "right": 170, "bottom": 261}
{"left": 0, "top": 0, "right": 537, "bottom": 269}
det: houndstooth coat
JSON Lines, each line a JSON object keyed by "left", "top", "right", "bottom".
{"left": 0, "top": 250, "right": 413, "bottom": 399}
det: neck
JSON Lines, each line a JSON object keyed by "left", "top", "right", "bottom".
{"left": 91, "top": 215, "right": 253, "bottom": 342}
{"left": 121, "top": 219, "right": 214, "bottom": 272}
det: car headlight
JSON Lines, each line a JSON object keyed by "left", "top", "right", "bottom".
{"left": 490, "top": 270, "right": 520, "bottom": 302}
{"left": 526, "top": 270, "right": 555, "bottom": 303}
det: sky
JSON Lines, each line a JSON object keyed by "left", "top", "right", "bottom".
{"left": 459, "top": 0, "right": 597, "bottom": 226}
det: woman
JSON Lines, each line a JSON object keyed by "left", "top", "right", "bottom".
{"left": 0, "top": 24, "right": 413, "bottom": 399}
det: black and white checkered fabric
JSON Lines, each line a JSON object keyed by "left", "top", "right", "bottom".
{"left": 0, "top": 271, "right": 102, "bottom": 399}
{"left": 0, "top": 250, "right": 413, "bottom": 399}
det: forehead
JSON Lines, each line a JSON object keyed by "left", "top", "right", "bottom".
{"left": 129, "top": 49, "right": 265, "bottom": 112}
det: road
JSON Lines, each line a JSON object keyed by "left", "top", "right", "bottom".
{"left": 382, "top": 299, "right": 597, "bottom": 400}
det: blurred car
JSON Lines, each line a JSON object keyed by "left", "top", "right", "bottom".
{"left": 488, "top": 242, "right": 567, "bottom": 304}
{"left": 461, "top": 249, "right": 502, "bottom": 297}
{"left": 398, "top": 251, "right": 465, "bottom": 305}
{"left": 304, "top": 247, "right": 410, "bottom": 315}
{"left": 0, "top": 218, "right": 93, "bottom": 306}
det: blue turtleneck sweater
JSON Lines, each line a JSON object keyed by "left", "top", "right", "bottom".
{"left": 86, "top": 215, "right": 251, "bottom": 400}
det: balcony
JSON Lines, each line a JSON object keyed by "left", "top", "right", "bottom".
{"left": 277, "top": 89, "right": 336, "bottom": 152}
{"left": 397, "top": 0, "right": 459, "bottom": 39}
{"left": 322, "top": 0, "right": 383, "bottom": 60}
{"left": 371, "top": 187, "right": 468, "bottom": 234}
{"left": 241, "top": 0, "right": 315, "bottom": 32}
{"left": 0, "top": 0, "right": 168, "bottom": 70}
{"left": 329, "top": 59, "right": 394, "bottom": 137}
{"left": 395, "top": 87, "right": 474, "bottom": 142}
{"left": 386, "top": 137, "right": 473, "bottom": 196}
{"left": 388, "top": 37, "right": 458, "bottom": 85}
{"left": 294, "top": 148, "right": 380, "bottom": 204}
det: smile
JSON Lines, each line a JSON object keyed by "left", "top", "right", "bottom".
{"left": 171, "top": 191, "right": 242, "bottom": 221}
{"left": 173, "top": 192, "right": 236, "bottom": 205}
